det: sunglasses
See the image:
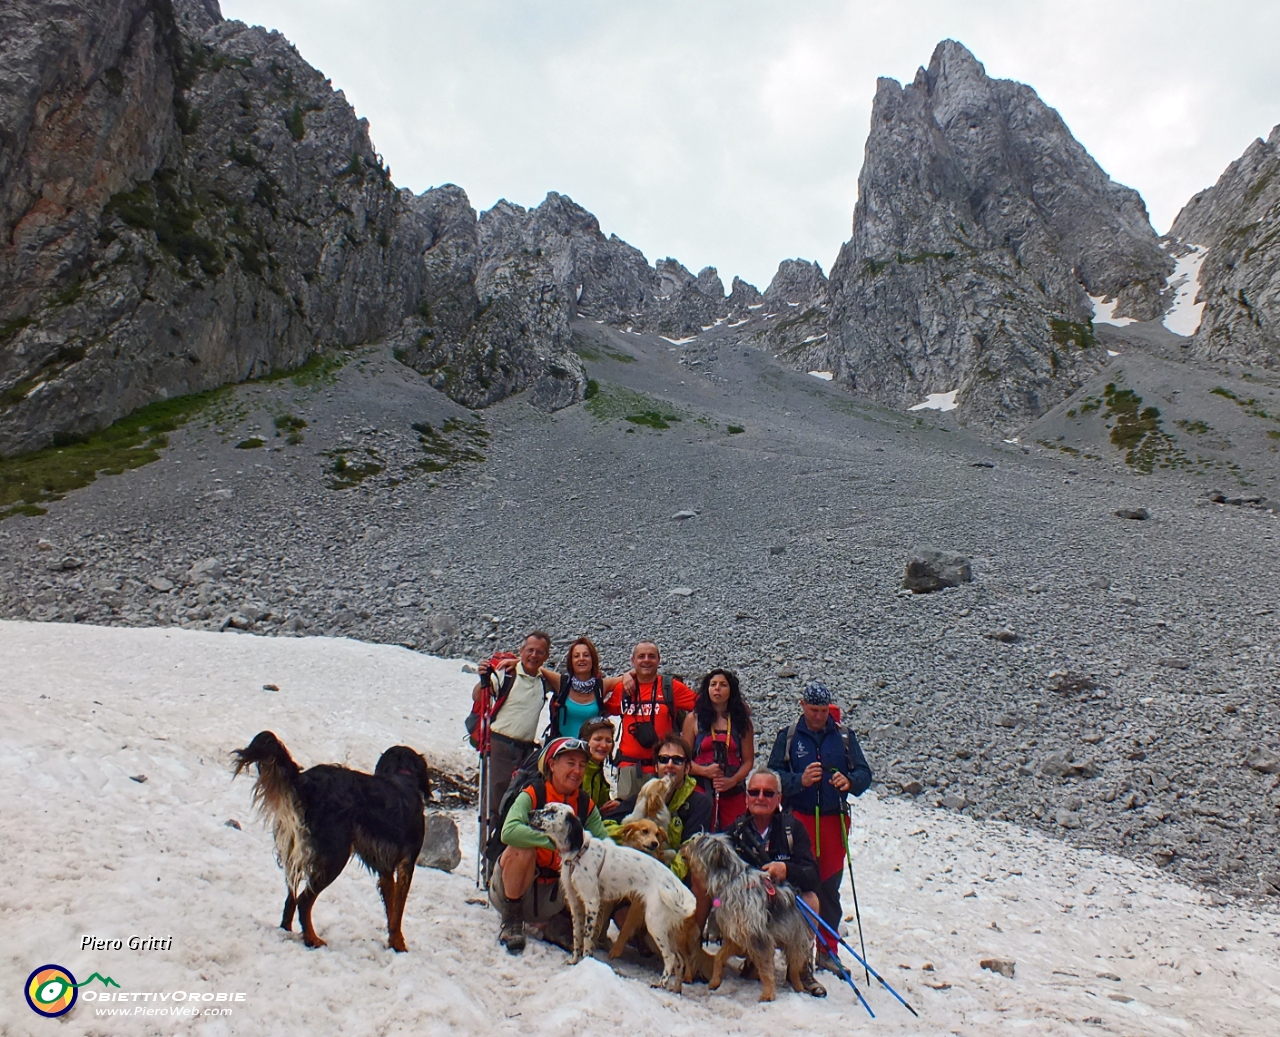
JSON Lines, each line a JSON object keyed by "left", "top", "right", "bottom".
{"left": 746, "top": 788, "right": 779, "bottom": 799}
{"left": 655, "top": 754, "right": 687, "bottom": 765}
{"left": 551, "top": 738, "right": 590, "bottom": 756}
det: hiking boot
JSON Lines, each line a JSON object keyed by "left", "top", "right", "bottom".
{"left": 815, "top": 951, "right": 841, "bottom": 974}
{"left": 498, "top": 897, "right": 525, "bottom": 955}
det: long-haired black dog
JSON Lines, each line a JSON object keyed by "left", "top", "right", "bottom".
{"left": 231, "top": 731, "right": 431, "bottom": 952}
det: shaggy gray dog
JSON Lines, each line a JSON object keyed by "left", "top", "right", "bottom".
{"left": 680, "top": 833, "right": 826, "bottom": 1001}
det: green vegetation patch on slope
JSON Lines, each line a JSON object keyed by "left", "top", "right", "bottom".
{"left": 0, "top": 388, "right": 227, "bottom": 519}
{"left": 323, "top": 447, "right": 385, "bottom": 489}
{"left": 572, "top": 337, "right": 638, "bottom": 364}
{"left": 256, "top": 350, "right": 353, "bottom": 387}
{"left": 584, "top": 383, "right": 684, "bottom": 431}
{"left": 411, "top": 417, "right": 488, "bottom": 473}
{"left": 1101, "top": 382, "right": 1187, "bottom": 473}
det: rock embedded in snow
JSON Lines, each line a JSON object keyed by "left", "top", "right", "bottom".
{"left": 980, "top": 957, "right": 1016, "bottom": 979}
{"left": 418, "top": 813, "right": 462, "bottom": 872}
{"left": 902, "top": 547, "right": 972, "bottom": 593}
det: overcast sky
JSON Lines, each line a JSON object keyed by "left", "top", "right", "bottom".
{"left": 221, "top": 0, "right": 1280, "bottom": 290}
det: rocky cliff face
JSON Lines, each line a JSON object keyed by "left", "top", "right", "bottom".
{"left": 388, "top": 190, "right": 591, "bottom": 411}
{"left": 824, "top": 40, "right": 1171, "bottom": 428}
{"left": 1170, "top": 125, "right": 1280, "bottom": 368}
{"left": 0, "top": 0, "right": 589, "bottom": 455}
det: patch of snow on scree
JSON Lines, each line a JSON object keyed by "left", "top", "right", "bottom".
{"left": 1, "top": 621, "right": 1276, "bottom": 1036}
{"left": 1089, "top": 295, "right": 1136, "bottom": 327}
{"left": 1163, "top": 246, "right": 1209, "bottom": 336}
{"left": 909, "top": 390, "right": 959, "bottom": 412}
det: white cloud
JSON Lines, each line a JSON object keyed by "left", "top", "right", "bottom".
{"left": 221, "top": 0, "right": 1280, "bottom": 289}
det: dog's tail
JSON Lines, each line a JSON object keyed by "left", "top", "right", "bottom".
{"left": 231, "top": 732, "right": 311, "bottom": 893}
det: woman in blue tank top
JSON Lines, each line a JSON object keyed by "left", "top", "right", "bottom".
{"left": 540, "top": 637, "right": 620, "bottom": 739}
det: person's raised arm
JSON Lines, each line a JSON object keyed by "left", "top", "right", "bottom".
{"left": 472, "top": 662, "right": 495, "bottom": 705}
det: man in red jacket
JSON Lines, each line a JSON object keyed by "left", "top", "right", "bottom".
{"left": 604, "top": 640, "right": 696, "bottom": 798}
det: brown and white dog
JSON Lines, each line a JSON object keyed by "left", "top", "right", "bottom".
{"left": 623, "top": 775, "right": 675, "bottom": 833}
{"left": 614, "top": 818, "right": 667, "bottom": 859}
{"left": 680, "top": 833, "right": 826, "bottom": 1001}
{"left": 529, "top": 802, "right": 698, "bottom": 992}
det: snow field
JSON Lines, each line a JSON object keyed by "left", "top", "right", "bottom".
{"left": 1163, "top": 247, "right": 1209, "bottom": 337}
{"left": 1, "top": 622, "right": 1276, "bottom": 1036}
{"left": 909, "top": 390, "right": 959, "bottom": 412}
{"left": 1089, "top": 296, "right": 1136, "bottom": 328}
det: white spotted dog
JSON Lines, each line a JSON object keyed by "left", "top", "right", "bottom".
{"left": 528, "top": 802, "right": 698, "bottom": 992}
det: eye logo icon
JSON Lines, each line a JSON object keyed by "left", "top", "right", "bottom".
{"left": 25, "top": 965, "right": 78, "bottom": 1017}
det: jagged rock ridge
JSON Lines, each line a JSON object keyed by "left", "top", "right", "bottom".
{"left": 0, "top": 0, "right": 445, "bottom": 454}
{"left": 0, "top": 1, "right": 616, "bottom": 453}
{"left": 1171, "top": 124, "right": 1280, "bottom": 368}
{"left": 822, "top": 40, "right": 1172, "bottom": 429}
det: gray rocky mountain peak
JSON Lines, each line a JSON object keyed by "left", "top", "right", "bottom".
{"left": 823, "top": 39, "right": 1171, "bottom": 429}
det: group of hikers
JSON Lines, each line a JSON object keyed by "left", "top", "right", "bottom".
{"left": 469, "top": 630, "right": 873, "bottom": 975}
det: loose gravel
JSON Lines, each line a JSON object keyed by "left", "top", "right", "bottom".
{"left": 1, "top": 328, "right": 1277, "bottom": 899}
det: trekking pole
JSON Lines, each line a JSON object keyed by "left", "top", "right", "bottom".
{"left": 795, "top": 898, "right": 919, "bottom": 1018}
{"left": 474, "top": 670, "right": 493, "bottom": 889}
{"left": 796, "top": 901, "right": 874, "bottom": 1018}
{"left": 475, "top": 750, "right": 487, "bottom": 888}
{"left": 839, "top": 807, "right": 870, "bottom": 985}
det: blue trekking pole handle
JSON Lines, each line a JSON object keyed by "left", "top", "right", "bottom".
{"left": 796, "top": 900, "right": 874, "bottom": 1018}
{"left": 795, "top": 897, "right": 919, "bottom": 1018}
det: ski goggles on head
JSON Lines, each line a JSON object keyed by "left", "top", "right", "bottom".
{"left": 544, "top": 737, "right": 590, "bottom": 762}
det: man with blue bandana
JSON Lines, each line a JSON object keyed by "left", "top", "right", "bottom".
{"left": 768, "top": 680, "right": 872, "bottom": 972}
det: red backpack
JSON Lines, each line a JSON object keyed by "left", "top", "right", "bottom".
{"left": 465, "top": 652, "right": 518, "bottom": 751}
